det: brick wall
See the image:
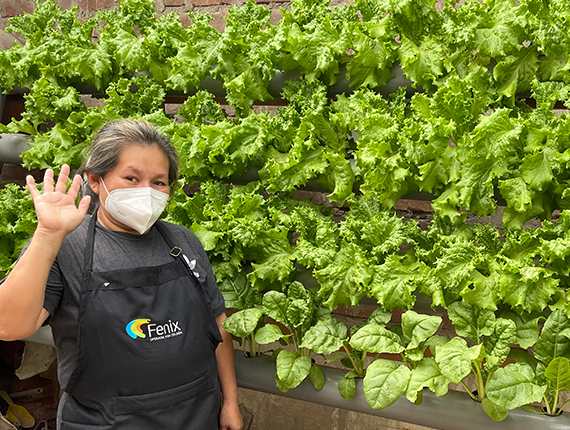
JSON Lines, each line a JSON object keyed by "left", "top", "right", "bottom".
{"left": 0, "top": 0, "right": 290, "bottom": 34}
{"left": 0, "top": 0, "right": 358, "bottom": 34}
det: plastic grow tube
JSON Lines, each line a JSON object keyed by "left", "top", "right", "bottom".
{"left": 0, "top": 133, "right": 30, "bottom": 165}
{"left": 235, "top": 353, "right": 570, "bottom": 430}
{"left": 24, "top": 328, "right": 570, "bottom": 429}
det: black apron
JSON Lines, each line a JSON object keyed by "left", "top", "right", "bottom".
{"left": 60, "top": 213, "right": 222, "bottom": 430}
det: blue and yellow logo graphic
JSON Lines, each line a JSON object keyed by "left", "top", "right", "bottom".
{"left": 126, "top": 319, "right": 151, "bottom": 339}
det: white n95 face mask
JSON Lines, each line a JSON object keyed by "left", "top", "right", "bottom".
{"left": 101, "top": 178, "right": 169, "bottom": 234}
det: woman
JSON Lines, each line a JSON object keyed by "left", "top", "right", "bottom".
{"left": 0, "top": 120, "right": 243, "bottom": 430}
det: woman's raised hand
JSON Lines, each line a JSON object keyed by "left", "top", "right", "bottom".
{"left": 26, "top": 164, "right": 91, "bottom": 238}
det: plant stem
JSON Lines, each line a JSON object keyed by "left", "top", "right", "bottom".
{"left": 558, "top": 397, "right": 570, "bottom": 411}
{"left": 473, "top": 363, "right": 485, "bottom": 400}
{"left": 350, "top": 355, "right": 361, "bottom": 375}
{"left": 290, "top": 332, "right": 299, "bottom": 354}
{"left": 485, "top": 371, "right": 492, "bottom": 387}
{"left": 361, "top": 350, "right": 367, "bottom": 373}
{"left": 461, "top": 381, "right": 478, "bottom": 401}
{"left": 543, "top": 395, "right": 553, "bottom": 415}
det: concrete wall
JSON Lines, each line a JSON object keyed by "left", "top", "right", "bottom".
{"left": 238, "top": 387, "right": 437, "bottom": 430}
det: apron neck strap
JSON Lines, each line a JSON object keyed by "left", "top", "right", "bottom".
{"left": 82, "top": 217, "right": 214, "bottom": 311}
{"left": 153, "top": 221, "right": 217, "bottom": 313}
{"left": 81, "top": 212, "right": 98, "bottom": 289}
{"left": 153, "top": 221, "right": 181, "bottom": 257}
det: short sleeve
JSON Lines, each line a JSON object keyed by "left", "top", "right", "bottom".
{"left": 171, "top": 223, "right": 226, "bottom": 317}
{"left": 196, "top": 244, "right": 225, "bottom": 317}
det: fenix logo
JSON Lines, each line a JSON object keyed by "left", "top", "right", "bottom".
{"left": 126, "top": 318, "right": 183, "bottom": 341}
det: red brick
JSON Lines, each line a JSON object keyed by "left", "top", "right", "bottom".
{"left": 209, "top": 12, "right": 226, "bottom": 32}
{"left": 270, "top": 8, "right": 283, "bottom": 25}
{"left": 1, "top": 0, "right": 34, "bottom": 18}
{"left": 97, "top": 0, "right": 115, "bottom": 8}
{"left": 395, "top": 198, "right": 433, "bottom": 213}
{"left": 56, "top": 0, "right": 73, "bottom": 9}
{"left": 82, "top": 0, "right": 114, "bottom": 10}
{"left": 0, "top": 164, "right": 43, "bottom": 189}
{"left": 164, "top": 0, "right": 185, "bottom": 5}
{"left": 0, "top": 29, "right": 18, "bottom": 50}
{"left": 179, "top": 12, "right": 192, "bottom": 27}
{"left": 191, "top": 0, "right": 223, "bottom": 5}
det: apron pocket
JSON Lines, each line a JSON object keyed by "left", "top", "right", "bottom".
{"left": 112, "top": 373, "right": 220, "bottom": 430}
{"left": 60, "top": 393, "right": 114, "bottom": 430}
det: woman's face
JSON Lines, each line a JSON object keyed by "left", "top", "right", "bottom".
{"left": 87, "top": 143, "right": 170, "bottom": 234}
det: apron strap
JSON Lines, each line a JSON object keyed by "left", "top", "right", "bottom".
{"left": 81, "top": 215, "right": 218, "bottom": 315}
{"left": 81, "top": 212, "right": 97, "bottom": 292}
{"left": 67, "top": 212, "right": 97, "bottom": 394}
{"left": 153, "top": 221, "right": 218, "bottom": 317}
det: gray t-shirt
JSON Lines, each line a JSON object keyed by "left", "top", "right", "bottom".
{"left": 16, "top": 216, "right": 225, "bottom": 391}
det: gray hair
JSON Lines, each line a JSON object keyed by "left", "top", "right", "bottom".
{"left": 79, "top": 119, "right": 180, "bottom": 208}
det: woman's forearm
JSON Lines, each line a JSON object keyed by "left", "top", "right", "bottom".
{"left": 215, "top": 312, "right": 243, "bottom": 430}
{"left": 0, "top": 167, "right": 90, "bottom": 341}
{"left": 0, "top": 230, "right": 61, "bottom": 340}
{"left": 215, "top": 313, "right": 239, "bottom": 404}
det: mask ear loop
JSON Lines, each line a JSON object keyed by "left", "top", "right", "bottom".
{"left": 81, "top": 174, "right": 100, "bottom": 215}
{"left": 98, "top": 177, "right": 113, "bottom": 211}
{"left": 100, "top": 177, "right": 111, "bottom": 195}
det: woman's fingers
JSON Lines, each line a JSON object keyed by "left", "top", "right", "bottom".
{"left": 42, "top": 169, "right": 54, "bottom": 193}
{"left": 66, "top": 173, "right": 83, "bottom": 201}
{"left": 32, "top": 165, "right": 79, "bottom": 198}
{"left": 77, "top": 195, "right": 91, "bottom": 216}
{"left": 25, "top": 175, "right": 41, "bottom": 200}
{"left": 54, "top": 164, "right": 70, "bottom": 194}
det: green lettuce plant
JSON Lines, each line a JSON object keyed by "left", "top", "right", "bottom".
{"left": 0, "top": 184, "right": 37, "bottom": 278}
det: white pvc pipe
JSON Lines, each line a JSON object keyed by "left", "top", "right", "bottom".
{"left": 235, "top": 353, "right": 570, "bottom": 430}
{"left": 0, "top": 133, "right": 30, "bottom": 164}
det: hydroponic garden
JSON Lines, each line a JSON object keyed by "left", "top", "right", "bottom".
{"left": 2, "top": 0, "right": 570, "bottom": 424}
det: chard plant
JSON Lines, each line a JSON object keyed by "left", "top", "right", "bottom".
{"left": 299, "top": 308, "right": 393, "bottom": 400}
{"left": 222, "top": 307, "right": 265, "bottom": 358}
{"left": 301, "top": 309, "right": 445, "bottom": 410}
{"left": 362, "top": 310, "right": 444, "bottom": 410}
{"left": 436, "top": 301, "right": 542, "bottom": 421}
{"left": 487, "top": 310, "right": 570, "bottom": 417}
{"left": 254, "top": 282, "right": 329, "bottom": 392}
